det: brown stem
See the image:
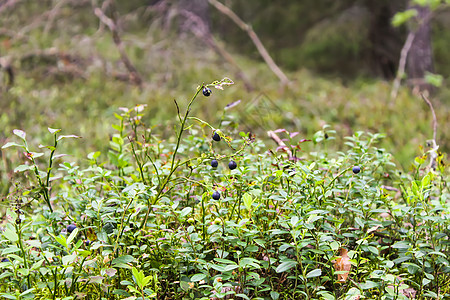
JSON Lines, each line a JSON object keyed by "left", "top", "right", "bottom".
{"left": 208, "top": 0, "right": 290, "bottom": 86}
{"left": 93, "top": 3, "right": 143, "bottom": 87}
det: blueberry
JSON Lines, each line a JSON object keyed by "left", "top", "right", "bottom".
{"left": 228, "top": 160, "right": 237, "bottom": 170}
{"left": 85, "top": 240, "right": 91, "bottom": 246}
{"left": 1, "top": 258, "right": 9, "bottom": 262}
{"left": 67, "top": 224, "right": 77, "bottom": 233}
{"left": 211, "top": 159, "right": 218, "bottom": 168}
{"left": 212, "top": 132, "right": 221, "bottom": 142}
{"left": 352, "top": 166, "right": 361, "bottom": 174}
{"left": 212, "top": 191, "right": 221, "bottom": 200}
{"left": 203, "top": 87, "right": 211, "bottom": 97}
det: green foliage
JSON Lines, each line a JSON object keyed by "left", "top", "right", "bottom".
{"left": 0, "top": 79, "right": 449, "bottom": 299}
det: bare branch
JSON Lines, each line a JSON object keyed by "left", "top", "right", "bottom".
{"left": 390, "top": 32, "right": 415, "bottom": 101}
{"left": 93, "top": 4, "right": 143, "bottom": 87}
{"left": 208, "top": 0, "right": 290, "bottom": 87}
{"left": 0, "top": 0, "right": 20, "bottom": 15}
{"left": 267, "top": 130, "right": 293, "bottom": 159}
{"left": 179, "top": 9, "right": 254, "bottom": 91}
{"left": 420, "top": 93, "right": 438, "bottom": 170}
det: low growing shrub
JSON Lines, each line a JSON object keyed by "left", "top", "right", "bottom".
{"left": 0, "top": 78, "right": 449, "bottom": 299}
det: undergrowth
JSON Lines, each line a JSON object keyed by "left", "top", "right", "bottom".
{"left": 0, "top": 79, "right": 449, "bottom": 299}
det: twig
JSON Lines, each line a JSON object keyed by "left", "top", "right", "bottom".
{"left": 44, "top": 0, "right": 68, "bottom": 35}
{"left": 420, "top": 93, "right": 438, "bottom": 170}
{"left": 93, "top": 4, "right": 143, "bottom": 87}
{"left": 208, "top": 0, "right": 290, "bottom": 87}
{"left": 179, "top": 9, "right": 253, "bottom": 91}
{"left": 420, "top": 93, "right": 437, "bottom": 142}
{"left": 0, "top": 0, "right": 20, "bottom": 14}
{"left": 267, "top": 130, "right": 293, "bottom": 159}
{"left": 390, "top": 32, "right": 415, "bottom": 101}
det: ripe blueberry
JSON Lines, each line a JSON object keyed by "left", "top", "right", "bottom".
{"left": 1, "top": 258, "right": 9, "bottom": 262}
{"left": 211, "top": 159, "right": 218, "bottom": 168}
{"left": 212, "top": 191, "right": 221, "bottom": 200}
{"left": 67, "top": 224, "right": 77, "bottom": 233}
{"left": 352, "top": 166, "right": 361, "bottom": 174}
{"left": 203, "top": 87, "right": 211, "bottom": 97}
{"left": 228, "top": 160, "right": 237, "bottom": 170}
{"left": 212, "top": 132, "right": 221, "bottom": 142}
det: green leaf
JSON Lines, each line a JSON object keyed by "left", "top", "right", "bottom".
{"left": 3, "top": 228, "right": 18, "bottom": 243}
{"left": 66, "top": 228, "right": 78, "bottom": 246}
{"left": 243, "top": 193, "right": 253, "bottom": 211}
{"left": 392, "top": 9, "right": 418, "bottom": 27}
{"left": 62, "top": 254, "right": 77, "bottom": 266}
{"left": 14, "top": 165, "right": 33, "bottom": 173}
{"left": 179, "top": 207, "right": 192, "bottom": 218}
{"left": 2, "top": 142, "right": 23, "bottom": 149}
{"left": 132, "top": 267, "right": 144, "bottom": 289}
{"left": 112, "top": 255, "right": 135, "bottom": 266}
{"left": 191, "top": 273, "right": 207, "bottom": 282}
{"left": 270, "top": 291, "right": 280, "bottom": 300}
{"left": 276, "top": 260, "right": 297, "bottom": 273}
{"left": 48, "top": 127, "right": 61, "bottom": 134}
{"left": 13, "top": 129, "right": 26, "bottom": 140}
{"left": 306, "top": 268, "right": 322, "bottom": 278}
{"left": 57, "top": 134, "right": 81, "bottom": 141}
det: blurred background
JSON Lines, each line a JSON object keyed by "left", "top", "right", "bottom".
{"left": 0, "top": 0, "right": 449, "bottom": 190}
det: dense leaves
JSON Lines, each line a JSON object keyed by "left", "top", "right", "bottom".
{"left": 0, "top": 80, "right": 449, "bottom": 299}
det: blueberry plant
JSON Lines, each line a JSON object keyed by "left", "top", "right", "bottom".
{"left": 0, "top": 78, "right": 449, "bottom": 299}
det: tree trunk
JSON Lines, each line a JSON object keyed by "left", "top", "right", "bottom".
{"left": 406, "top": 4, "right": 434, "bottom": 92}
{"left": 178, "top": 0, "right": 210, "bottom": 34}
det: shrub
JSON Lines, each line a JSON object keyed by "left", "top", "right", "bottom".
{"left": 0, "top": 78, "right": 449, "bottom": 299}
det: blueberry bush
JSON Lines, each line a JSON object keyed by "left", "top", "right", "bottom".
{"left": 0, "top": 78, "right": 449, "bottom": 299}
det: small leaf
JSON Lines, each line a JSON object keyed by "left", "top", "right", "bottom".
{"left": 270, "top": 291, "right": 280, "bottom": 300}
{"left": 306, "top": 268, "right": 322, "bottom": 278}
{"left": 3, "top": 228, "right": 18, "bottom": 243}
{"left": 276, "top": 260, "right": 298, "bottom": 273}
{"left": 66, "top": 228, "right": 78, "bottom": 246}
{"left": 191, "top": 273, "right": 207, "bottom": 282}
{"left": 48, "top": 127, "right": 61, "bottom": 134}
{"left": 13, "top": 129, "right": 26, "bottom": 140}
{"left": 14, "top": 164, "right": 32, "bottom": 173}
{"left": 243, "top": 193, "right": 253, "bottom": 211}
{"left": 57, "top": 135, "right": 81, "bottom": 141}
{"left": 2, "top": 142, "right": 23, "bottom": 149}
{"left": 180, "top": 207, "right": 192, "bottom": 218}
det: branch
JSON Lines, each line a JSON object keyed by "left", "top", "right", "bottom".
{"left": 0, "top": 0, "right": 20, "bottom": 15}
{"left": 179, "top": 9, "right": 254, "bottom": 91}
{"left": 267, "top": 130, "right": 293, "bottom": 159}
{"left": 390, "top": 32, "right": 415, "bottom": 101}
{"left": 208, "top": 0, "right": 290, "bottom": 87}
{"left": 420, "top": 93, "right": 439, "bottom": 170}
{"left": 93, "top": 4, "right": 142, "bottom": 87}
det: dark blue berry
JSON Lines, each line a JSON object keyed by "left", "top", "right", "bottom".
{"left": 212, "top": 132, "right": 221, "bottom": 142}
{"left": 1, "top": 258, "right": 9, "bottom": 262}
{"left": 211, "top": 159, "right": 218, "bottom": 168}
{"left": 203, "top": 87, "right": 211, "bottom": 97}
{"left": 67, "top": 224, "right": 77, "bottom": 233}
{"left": 85, "top": 240, "right": 91, "bottom": 246}
{"left": 352, "top": 166, "right": 361, "bottom": 174}
{"left": 228, "top": 160, "right": 237, "bottom": 170}
{"left": 212, "top": 191, "right": 221, "bottom": 200}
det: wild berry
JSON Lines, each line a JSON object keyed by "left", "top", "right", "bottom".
{"left": 212, "top": 191, "right": 221, "bottom": 200}
{"left": 1, "top": 258, "right": 9, "bottom": 262}
{"left": 211, "top": 159, "right": 218, "bottom": 168}
{"left": 352, "top": 166, "right": 361, "bottom": 174}
{"left": 203, "top": 87, "right": 211, "bottom": 97}
{"left": 212, "top": 132, "right": 221, "bottom": 142}
{"left": 228, "top": 160, "right": 237, "bottom": 170}
{"left": 67, "top": 224, "right": 77, "bottom": 233}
